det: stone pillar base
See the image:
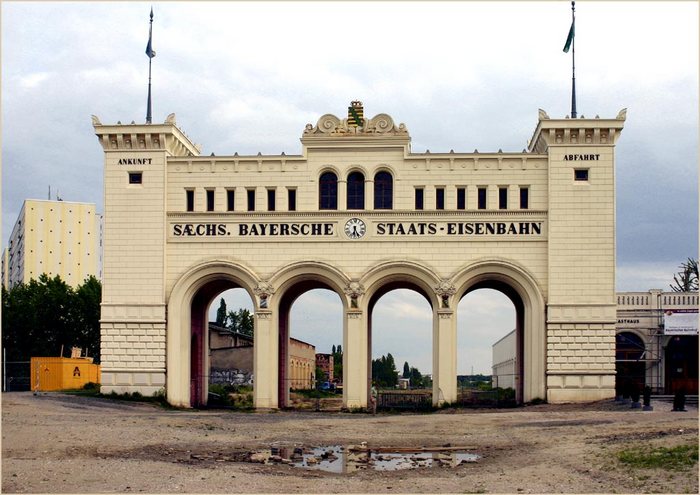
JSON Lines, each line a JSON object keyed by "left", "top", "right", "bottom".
{"left": 546, "top": 373, "right": 615, "bottom": 403}
{"left": 100, "top": 369, "right": 165, "bottom": 397}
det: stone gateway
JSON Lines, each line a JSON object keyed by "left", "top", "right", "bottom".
{"left": 93, "top": 103, "right": 626, "bottom": 409}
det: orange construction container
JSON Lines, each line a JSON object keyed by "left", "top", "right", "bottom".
{"left": 30, "top": 357, "right": 101, "bottom": 391}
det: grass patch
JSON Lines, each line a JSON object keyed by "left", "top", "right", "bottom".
{"left": 618, "top": 444, "right": 698, "bottom": 471}
{"left": 63, "top": 384, "right": 176, "bottom": 409}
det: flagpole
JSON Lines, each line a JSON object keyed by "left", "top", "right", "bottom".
{"left": 146, "top": 8, "right": 154, "bottom": 124}
{"left": 570, "top": 0, "right": 577, "bottom": 118}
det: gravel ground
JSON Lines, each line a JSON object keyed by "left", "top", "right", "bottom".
{"left": 2, "top": 392, "right": 698, "bottom": 493}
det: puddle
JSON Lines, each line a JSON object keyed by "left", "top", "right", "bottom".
{"left": 262, "top": 444, "right": 479, "bottom": 473}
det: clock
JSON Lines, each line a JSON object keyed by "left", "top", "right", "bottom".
{"left": 344, "top": 218, "right": 366, "bottom": 240}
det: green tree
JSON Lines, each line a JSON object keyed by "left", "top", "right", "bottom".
{"left": 402, "top": 361, "right": 410, "bottom": 378}
{"left": 215, "top": 297, "right": 228, "bottom": 326}
{"left": 72, "top": 276, "right": 102, "bottom": 361}
{"left": 371, "top": 353, "right": 398, "bottom": 388}
{"left": 332, "top": 344, "right": 343, "bottom": 382}
{"left": 1, "top": 275, "right": 101, "bottom": 362}
{"left": 409, "top": 366, "right": 424, "bottom": 388}
{"left": 671, "top": 258, "right": 699, "bottom": 292}
{"left": 227, "top": 308, "right": 254, "bottom": 336}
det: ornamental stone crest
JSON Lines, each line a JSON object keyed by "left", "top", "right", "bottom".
{"left": 303, "top": 101, "right": 408, "bottom": 137}
{"left": 254, "top": 282, "right": 275, "bottom": 309}
{"left": 435, "top": 279, "right": 457, "bottom": 309}
{"left": 343, "top": 281, "right": 365, "bottom": 309}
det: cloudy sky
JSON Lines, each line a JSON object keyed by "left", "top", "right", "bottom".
{"left": 2, "top": 1, "right": 697, "bottom": 375}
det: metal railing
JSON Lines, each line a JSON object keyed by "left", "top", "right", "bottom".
{"left": 2, "top": 361, "right": 31, "bottom": 391}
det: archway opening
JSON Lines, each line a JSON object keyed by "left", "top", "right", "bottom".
{"left": 458, "top": 281, "right": 524, "bottom": 404}
{"left": 278, "top": 283, "right": 343, "bottom": 408}
{"left": 190, "top": 280, "right": 255, "bottom": 408}
{"left": 205, "top": 288, "right": 255, "bottom": 408}
{"left": 457, "top": 288, "right": 517, "bottom": 405}
{"left": 615, "top": 332, "right": 645, "bottom": 398}
{"left": 664, "top": 336, "right": 699, "bottom": 394}
{"left": 368, "top": 284, "right": 433, "bottom": 409}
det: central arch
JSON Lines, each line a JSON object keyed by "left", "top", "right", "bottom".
{"left": 452, "top": 259, "right": 546, "bottom": 403}
{"left": 361, "top": 261, "right": 442, "bottom": 404}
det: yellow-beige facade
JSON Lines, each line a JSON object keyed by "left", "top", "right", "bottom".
{"left": 2, "top": 199, "right": 100, "bottom": 289}
{"left": 92, "top": 104, "right": 626, "bottom": 409}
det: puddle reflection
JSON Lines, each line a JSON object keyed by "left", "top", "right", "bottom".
{"left": 266, "top": 445, "right": 479, "bottom": 473}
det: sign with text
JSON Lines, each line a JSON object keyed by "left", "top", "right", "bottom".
{"left": 169, "top": 218, "right": 546, "bottom": 242}
{"left": 663, "top": 310, "right": 699, "bottom": 335}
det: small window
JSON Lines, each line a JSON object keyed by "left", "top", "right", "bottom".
{"left": 206, "top": 189, "right": 215, "bottom": 212}
{"left": 128, "top": 172, "right": 142, "bottom": 184}
{"left": 499, "top": 187, "right": 508, "bottom": 210}
{"left": 435, "top": 187, "right": 445, "bottom": 210}
{"left": 288, "top": 188, "right": 297, "bottom": 211}
{"left": 477, "top": 187, "right": 487, "bottom": 210}
{"left": 574, "top": 169, "right": 589, "bottom": 181}
{"left": 227, "top": 189, "right": 235, "bottom": 211}
{"left": 247, "top": 189, "right": 256, "bottom": 211}
{"left": 267, "top": 188, "right": 276, "bottom": 211}
{"left": 186, "top": 189, "right": 194, "bottom": 212}
{"left": 520, "top": 187, "right": 529, "bottom": 209}
{"left": 415, "top": 187, "right": 424, "bottom": 210}
{"left": 457, "top": 188, "right": 466, "bottom": 210}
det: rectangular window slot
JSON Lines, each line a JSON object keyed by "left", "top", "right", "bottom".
{"left": 206, "top": 189, "right": 215, "bottom": 212}
{"left": 128, "top": 172, "right": 143, "bottom": 184}
{"left": 499, "top": 187, "right": 508, "bottom": 210}
{"left": 574, "top": 169, "right": 589, "bottom": 181}
{"left": 457, "top": 188, "right": 466, "bottom": 210}
{"left": 227, "top": 189, "right": 235, "bottom": 211}
{"left": 186, "top": 189, "right": 194, "bottom": 212}
{"left": 436, "top": 187, "right": 445, "bottom": 210}
{"left": 267, "top": 188, "right": 276, "bottom": 211}
{"left": 247, "top": 189, "right": 256, "bottom": 211}
{"left": 415, "top": 187, "right": 424, "bottom": 210}
{"left": 477, "top": 187, "right": 487, "bottom": 210}
{"left": 288, "top": 188, "right": 297, "bottom": 211}
{"left": 520, "top": 187, "right": 529, "bottom": 209}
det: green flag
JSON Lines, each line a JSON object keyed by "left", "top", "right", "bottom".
{"left": 563, "top": 20, "right": 575, "bottom": 53}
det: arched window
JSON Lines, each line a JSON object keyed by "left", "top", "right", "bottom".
{"left": 319, "top": 171, "right": 338, "bottom": 210}
{"left": 347, "top": 171, "right": 365, "bottom": 210}
{"left": 374, "top": 171, "right": 393, "bottom": 209}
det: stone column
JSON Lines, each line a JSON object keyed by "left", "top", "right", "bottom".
{"left": 433, "top": 310, "right": 457, "bottom": 405}
{"left": 343, "top": 281, "right": 367, "bottom": 409}
{"left": 253, "top": 311, "right": 276, "bottom": 408}
{"left": 433, "top": 280, "right": 457, "bottom": 405}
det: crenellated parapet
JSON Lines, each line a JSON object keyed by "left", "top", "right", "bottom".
{"left": 92, "top": 113, "right": 201, "bottom": 157}
{"left": 528, "top": 108, "right": 627, "bottom": 153}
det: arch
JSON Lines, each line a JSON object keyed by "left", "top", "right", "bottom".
{"left": 664, "top": 335, "right": 699, "bottom": 394}
{"left": 269, "top": 262, "right": 350, "bottom": 407}
{"left": 452, "top": 258, "right": 546, "bottom": 403}
{"left": 319, "top": 170, "right": 338, "bottom": 210}
{"left": 373, "top": 170, "right": 393, "bottom": 209}
{"left": 360, "top": 260, "right": 442, "bottom": 405}
{"left": 166, "top": 259, "right": 260, "bottom": 408}
{"left": 347, "top": 171, "right": 365, "bottom": 210}
{"left": 615, "top": 331, "right": 646, "bottom": 396}
{"left": 269, "top": 260, "right": 352, "bottom": 301}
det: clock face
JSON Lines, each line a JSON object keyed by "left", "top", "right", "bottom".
{"left": 344, "top": 218, "right": 366, "bottom": 240}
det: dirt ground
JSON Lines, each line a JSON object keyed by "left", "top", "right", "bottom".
{"left": 2, "top": 392, "right": 698, "bottom": 494}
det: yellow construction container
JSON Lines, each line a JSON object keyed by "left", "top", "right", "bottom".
{"left": 30, "top": 357, "right": 101, "bottom": 391}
